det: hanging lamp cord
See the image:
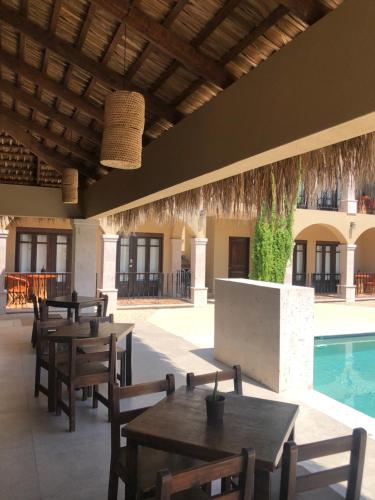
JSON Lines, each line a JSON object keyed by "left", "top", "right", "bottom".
{"left": 123, "top": 1, "right": 133, "bottom": 90}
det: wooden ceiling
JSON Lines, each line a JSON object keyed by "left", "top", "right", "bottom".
{"left": 0, "top": 0, "right": 342, "bottom": 188}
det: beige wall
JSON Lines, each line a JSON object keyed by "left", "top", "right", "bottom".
{"left": 355, "top": 229, "right": 375, "bottom": 272}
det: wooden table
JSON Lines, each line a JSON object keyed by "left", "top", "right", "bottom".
{"left": 46, "top": 295, "right": 105, "bottom": 322}
{"left": 47, "top": 322, "right": 134, "bottom": 412}
{"left": 123, "top": 386, "right": 298, "bottom": 500}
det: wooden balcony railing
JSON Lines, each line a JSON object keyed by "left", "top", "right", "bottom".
{"left": 116, "top": 270, "right": 191, "bottom": 300}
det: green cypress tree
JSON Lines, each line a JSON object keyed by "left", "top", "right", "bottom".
{"left": 250, "top": 169, "right": 297, "bottom": 284}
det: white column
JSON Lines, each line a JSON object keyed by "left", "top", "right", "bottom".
{"left": 0, "top": 230, "right": 8, "bottom": 313}
{"left": 98, "top": 234, "right": 119, "bottom": 315}
{"left": 337, "top": 244, "right": 356, "bottom": 302}
{"left": 170, "top": 238, "right": 182, "bottom": 274}
{"left": 190, "top": 237, "right": 208, "bottom": 306}
{"left": 72, "top": 219, "right": 99, "bottom": 297}
{"left": 339, "top": 175, "right": 357, "bottom": 215}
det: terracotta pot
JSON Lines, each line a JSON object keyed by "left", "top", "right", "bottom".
{"left": 205, "top": 395, "right": 225, "bottom": 425}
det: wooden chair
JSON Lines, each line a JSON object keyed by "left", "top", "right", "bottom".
{"left": 78, "top": 292, "right": 108, "bottom": 320}
{"left": 31, "top": 295, "right": 62, "bottom": 346}
{"left": 100, "top": 292, "right": 109, "bottom": 316}
{"left": 186, "top": 365, "right": 243, "bottom": 395}
{"left": 79, "top": 314, "right": 128, "bottom": 386}
{"left": 55, "top": 334, "right": 116, "bottom": 431}
{"left": 155, "top": 448, "right": 255, "bottom": 500}
{"left": 6, "top": 274, "right": 28, "bottom": 306}
{"left": 34, "top": 320, "right": 70, "bottom": 401}
{"left": 279, "top": 428, "right": 367, "bottom": 500}
{"left": 108, "top": 377, "right": 204, "bottom": 500}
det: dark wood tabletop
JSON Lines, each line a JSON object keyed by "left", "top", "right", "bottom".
{"left": 47, "top": 321, "right": 134, "bottom": 341}
{"left": 124, "top": 386, "right": 298, "bottom": 472}
{"left": 46, "top": 295, "right": 105, "bottom": 307}
{"left": 45, "top": 295, "right": 106, "bottom": 321}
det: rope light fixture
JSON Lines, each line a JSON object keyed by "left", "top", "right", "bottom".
{"left": 100, "top": 4, "right": 145, "bottom": 169}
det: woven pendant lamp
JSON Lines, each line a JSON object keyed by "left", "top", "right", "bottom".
{"left": 100, "top": 90, "right": 145, "bottom": 169}
{"left": 62, "top": 168, "right": 78, "bottom": 204}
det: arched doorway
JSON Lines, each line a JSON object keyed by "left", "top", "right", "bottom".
{"left": 293, "top": 224, "right": 347, "bottom": 295}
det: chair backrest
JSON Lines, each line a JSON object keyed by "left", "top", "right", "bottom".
{"left": 99, "top": 292, "right": 109, "bottom": 316}
{"left": 186, "top": 365, "right": 242, "bottom": 395}
{"left": 155, "top": 448, "right": 255, "bottom": 500}
{"left": 68, "top": 334, "right": 117, "bottom": 386}
{"left": 38, "top": 298, "right": 49, "bottom": 321}
{"left": 280, "top": 428, "right": 367, "bottom": 500}
{"left": 110, "top": 376, "right": 175, "bottom": 457}
{"left": 78, "top": 314, "right": 114, "bottom": 324}
{"left": 31, "top": 294, "right": 39, "bottom": 320}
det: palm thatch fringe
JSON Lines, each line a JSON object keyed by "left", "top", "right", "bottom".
{"left": 0, "top": 216, "right": 13, "bottom": 229}
{"left": 105, "top": 132, "right": 375, "bottom": 232}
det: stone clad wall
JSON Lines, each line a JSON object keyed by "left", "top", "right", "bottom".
{"left": 214, "top": 278, "right": 314, "bottom": 393}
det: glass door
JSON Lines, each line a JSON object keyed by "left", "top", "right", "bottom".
{"left": 117, "top": 234, "right": 163, "bottom": 297}
{"left": 292, "top": 241, "right": 307, "bottom": 285}
{"left": 314, "top": 242, "right": 340, "bottom": 293}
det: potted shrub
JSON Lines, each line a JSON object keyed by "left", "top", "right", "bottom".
{"left": 205, "top": 372, "right": 225, "bottom": 425}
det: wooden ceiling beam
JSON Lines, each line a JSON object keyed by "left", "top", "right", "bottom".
{"left": 0, "top": 2, "right": 181, "bottom": 123}
{"left": 126, "top": 0, "right": 189, "bottom": 81}
{"left": 93, "top": 0, "right": 235, "bottom": 89}
{"left": 220, "top": 5, "right": 288, "bottom": 65}
{"left": 149, "top": 0, "right": 242, "bottom": 95}
{"left": 0, "top": 105, "right": 98, "bottom": 166}
{"left": 278, "top": 0, "right": 331, "bottom": 25}
{"left": 0, "top": 49, "right": 103, "bottom": 123}
{"left": 0, "top": 78, "right": 101, "bottom": 144}
{"left": 32, "top": 0, "right": 62, "bottom": 122}
{"left": 57, "top": 2, "right": 97, "bottom": 113}
{"left": 147, "top": 5, "right": 287, "bottom": 134}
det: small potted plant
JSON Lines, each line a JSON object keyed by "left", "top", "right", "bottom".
{"left": 205, "top": 372, "right": 225, "bottom": 425}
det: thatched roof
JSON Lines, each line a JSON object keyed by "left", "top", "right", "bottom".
{"left": 0, "top": 0, "right": 340, "bottom": 188}
{"left": 0, "top": 133, "right": 61, "bottom": 186}
{"left": 105, "top": 131, "right": 375, "bottom": 231}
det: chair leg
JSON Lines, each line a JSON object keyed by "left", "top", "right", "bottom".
{"left": 288, "top": 426, "right": 295, "bottom": 441}
{"left": 34, "top": 359, "right": 41, "bottom": 397}
{"left": 92, "top": 385, "right": 98, "bottom": 408}
{"left": 108, "top": 466, "right": 119, "bottom": 500}
{"left": 69, "top": 385, "right": 76, "bottom": 432}
{"left": 117, "top": 351, "right": 126, "bottom": 386}
{"left": 107, "top": 382, "right": 112, "bottom": 422}
{"left": 56, "top": 376, "right": 62, "bottom": 416}
{"left": 31, "top": 321, "right": 36, "bottom": 347}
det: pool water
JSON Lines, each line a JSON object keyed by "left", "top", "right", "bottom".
{"left": 314, "top": 334, "right": 375, "bottom": 418}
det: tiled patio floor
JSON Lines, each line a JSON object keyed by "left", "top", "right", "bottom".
{"left": 0, "top": 310, "right": 374, "bottom": 499}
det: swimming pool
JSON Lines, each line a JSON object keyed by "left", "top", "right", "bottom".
{"left": 314, "top": 334, "right": 375, "bottom": 418}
